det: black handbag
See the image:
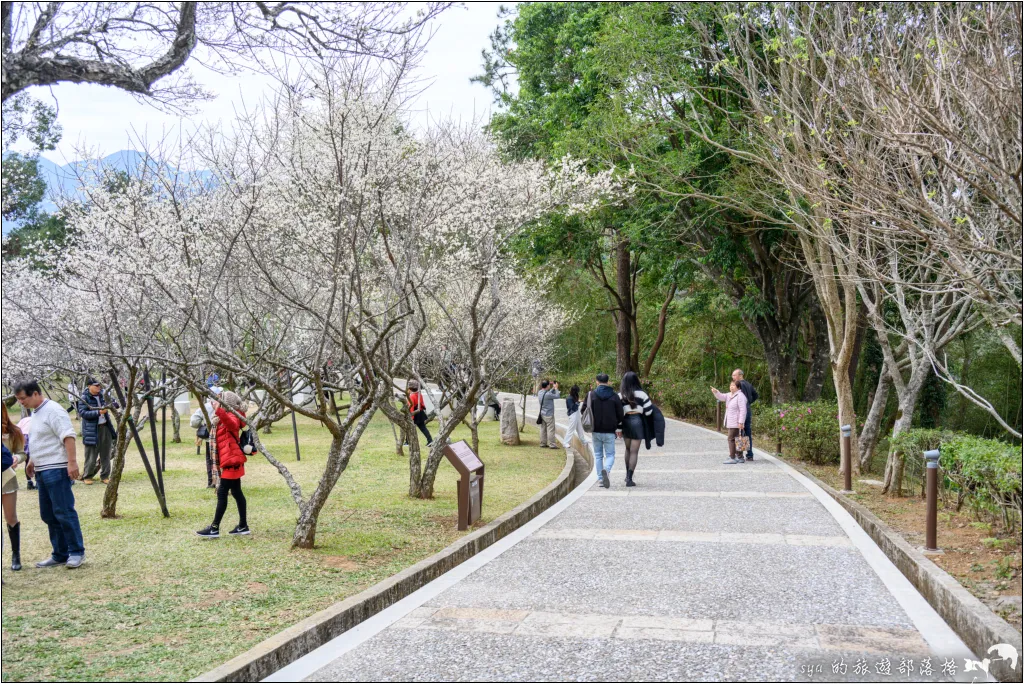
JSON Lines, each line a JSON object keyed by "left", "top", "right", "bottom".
{"left": 536, "top": 391, "right": 545, "bottom": 424}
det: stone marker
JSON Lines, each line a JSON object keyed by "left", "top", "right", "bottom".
{"left": 500, "top": 398, "right": 520, "bottom": 445}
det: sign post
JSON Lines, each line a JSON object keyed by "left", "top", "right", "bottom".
{"left": 443, "top": 440, "right": 485, "bottom": 531}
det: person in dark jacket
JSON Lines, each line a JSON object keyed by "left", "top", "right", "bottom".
{"left": 732, "top": 369, "right": 759, "bottom": 460}
{"left": 78, "top": 379, "right": 113, "bottom": 484}
{"left": 587, "top": 373, "right": 624, "bottom": 489}
{"left": 617, "top": 371, "right": 653, "bottom": 487}
{"left": 196, "top": 391, "right": 250, "bottom": 538}
{"left": 642, "top": 403, "right": 666, "bottom": 450}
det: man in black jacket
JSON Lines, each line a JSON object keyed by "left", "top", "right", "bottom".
{"left": 78, "top": 379, "right": 113, "bottom": 483}
{"left": 733, "top": 369, "right": 758, "bottom": 460}
{"left": 588, "top": 373, "right": 624, "bottom": 488}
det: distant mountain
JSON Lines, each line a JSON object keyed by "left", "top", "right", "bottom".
{"left": 2, "top": 150, "right": 210, "bottom": 235}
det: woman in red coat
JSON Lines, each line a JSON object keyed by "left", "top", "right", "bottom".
{"left": 196, "top": 391, "right": 249, "bottom": 538}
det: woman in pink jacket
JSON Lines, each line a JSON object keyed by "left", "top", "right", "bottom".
{"left": 711, "top": 381, "right": 748, "bottom": 464}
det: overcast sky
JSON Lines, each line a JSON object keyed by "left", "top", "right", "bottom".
{"left": 34, "top": 3, "right": 508, "bottom": 166}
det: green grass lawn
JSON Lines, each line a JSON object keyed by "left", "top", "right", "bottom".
{"left": 1, "top": 405, "right": 561, "bottom": 682}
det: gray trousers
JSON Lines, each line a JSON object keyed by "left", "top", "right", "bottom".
{"left": 83, "top": 424, "right": 112, "bottom": 480}
{"left": 539, "top": 414, "right": 558, "bottom": 447}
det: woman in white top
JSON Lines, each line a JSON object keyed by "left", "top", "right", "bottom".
{"left": 616, "top": 371, "right": 653, "bottom": 487}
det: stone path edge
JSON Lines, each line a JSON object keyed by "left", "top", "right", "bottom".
{"left": 192, "top": 414, "right": 590, "bottom": 683}
{"left": 792, "top": 463, "right": 1022, "bottom": 683}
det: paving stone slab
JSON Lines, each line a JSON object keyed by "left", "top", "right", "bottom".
{"left": 606, "top": 471, "right": 807, "bottom": 493}
{"left": 548, "top": 495, "right": 845, "bottom": 536}
{"left": 422, "top": 538, "right": 913, "bottom": 627}
{"left": 308, "top": 628, "right": 949, "bottom": 682}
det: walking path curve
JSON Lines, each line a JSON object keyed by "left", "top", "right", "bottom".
{"left": 267, "top": 394, "right": 979, "bottom": 682}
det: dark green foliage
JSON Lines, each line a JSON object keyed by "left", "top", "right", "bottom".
{"left": 648, "top": 376, "right": 718, "bottom": 425}
{"left": 756, "top": 401, "right": 842, "bottom": 465}
{"left": 3, "top": 93, "right": 64, "bottom": 259}
{"left": 1, "top": 153, "right": 47, "bottom": 222}
{"left": 941, "top": 435, "right": 1023, "bottom": 526}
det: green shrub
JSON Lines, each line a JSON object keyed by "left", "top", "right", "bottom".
{"left": 941, "top": 434, "right": 1022, "bottom": 525}
{"left": 757, "top": 401, "right": 841, "bottom": 464}
{"left": 648, "top": 376, "right": 717, "bottom": 424}
{"left": 888, "top": 429, "right": 959, "bottom": 461}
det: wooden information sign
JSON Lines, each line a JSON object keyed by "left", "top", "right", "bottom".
{"left": 443, "top": 440, "right": 485, "bottom": 530}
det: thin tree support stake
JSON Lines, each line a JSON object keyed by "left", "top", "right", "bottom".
{"left": 160, "top": 370, "right": 168, "bottom": 473}
{"left": 288, "top": 372, "right": 301, "bottom": 461}
{"left": 109, "top": 369, "right": 170, "bottom": 517}
{"left": 143, "top": 369, "right": 165, "bottom": 496}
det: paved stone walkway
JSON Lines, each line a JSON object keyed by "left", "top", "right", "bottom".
{"left": 270, "top": 395, "right": 978, "bottom": 682}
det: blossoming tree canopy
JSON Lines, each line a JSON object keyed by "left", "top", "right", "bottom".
{"left": 0, "top": 65, "right": 621, "bottom": 546}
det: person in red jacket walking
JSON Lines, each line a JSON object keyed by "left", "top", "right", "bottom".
{"left": 406, "top": 380, "right": 434, "bottom": 447}
{"left": 196, "top": 391, "right": 250, "bottom": 538}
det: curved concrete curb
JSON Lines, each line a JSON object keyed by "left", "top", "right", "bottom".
{"left": 796, "top": 466, "right": 1023, "bottom": 683}
{"left": 193, "top": 415, "right": 590, "bottom": 683}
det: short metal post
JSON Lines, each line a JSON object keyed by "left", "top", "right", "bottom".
{"left": 716, "top": 403, "right": 722, "bottom": 433}
{"left": 840, "top": 424, "right": 853, "bottom": 493}
{"left": 924, "top": 449, "right": 940, "bottom": 551}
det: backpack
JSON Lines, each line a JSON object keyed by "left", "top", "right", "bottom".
{"left": 580, "top": 391, "right": 594, "bottom": 433}
{"left": 238, "top": 424, "right": 256, "bottom": 455}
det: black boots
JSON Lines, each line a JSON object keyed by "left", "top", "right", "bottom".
{"left": 7, "top": 522, "right": 21, "bottom": 571}
{"left": 625, "top": 470, "right": 636, "bottom": 487}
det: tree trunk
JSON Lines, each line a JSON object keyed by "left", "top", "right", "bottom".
{"left": 833, "top": 366, "right": 858, "bottom": 473}
{"left": 857, "top": 370, "right": 892, "bottom": 470}
{"left": 101, "top": 418, "right": 132, "bottom": 518}
{"left": 802, "top": 297, "right": 830, "bottom": 401}
{"left": 847, "top": 307, "right": 868, "bottom": 390}
{"left": 415, "top": 386, "right": 480, "bottom": 499}
{"left": 467, "top": 410, "right": 481, "bottom": 457}
{"left": 101, "top": 375, "right": 139, "bottom": 519}
{"left": 614, "top": 236, "right": 633, "bottom": 377}
{"left": 171, "top": 405, "right": 181, "bottom": 443}
{"left": 881, "top": 406, "right": 916, "bottom": 497}
{"left": 642, "top": 282, "right": 677, "bottom": 380}
{"left": 761, "top": 339, "right": 798, "bottom": 403}
{"left": 881, "top": 364, "right": 930, "bottom": 496}
{"left": 375, "top": 392, "right": 422, "bottom": 497}
{"left": 292, "top": 507, "right": 319, "bottom": 549}
{"left": 290, "top": 412, "right": 373, "bottom": 548}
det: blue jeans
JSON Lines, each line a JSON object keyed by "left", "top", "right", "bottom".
{"left": 744, "top": 412, "right": 753, "bottom": 459}
{"left": 36, "top": 468, "right": 85, "bottom": 561}
{"left": 592, "top": 432, "right": 616, "bottom": 478}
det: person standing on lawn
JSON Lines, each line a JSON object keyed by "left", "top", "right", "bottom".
{"left": 588, "top": 373, "right": 624, "bottom": 489}
{"left": 14, "top": 380, "right": 86, "bottom": 569}
{"left": 732, "top": 369, "right": 758, "bottom": 460}
{"left": 78, "top": 378, "right": 113, "bottom": 484}
{"left": 2, "top": 404, "right": 27, "bottom": 571}
{"left": 537, "top": 380, "right": 560, "bottom": 448}
{"left": 196, "top": 391, "right": 250, "bottom": 538}
{"left": 711, "top": 380, "right": 749, "bottom": 465}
